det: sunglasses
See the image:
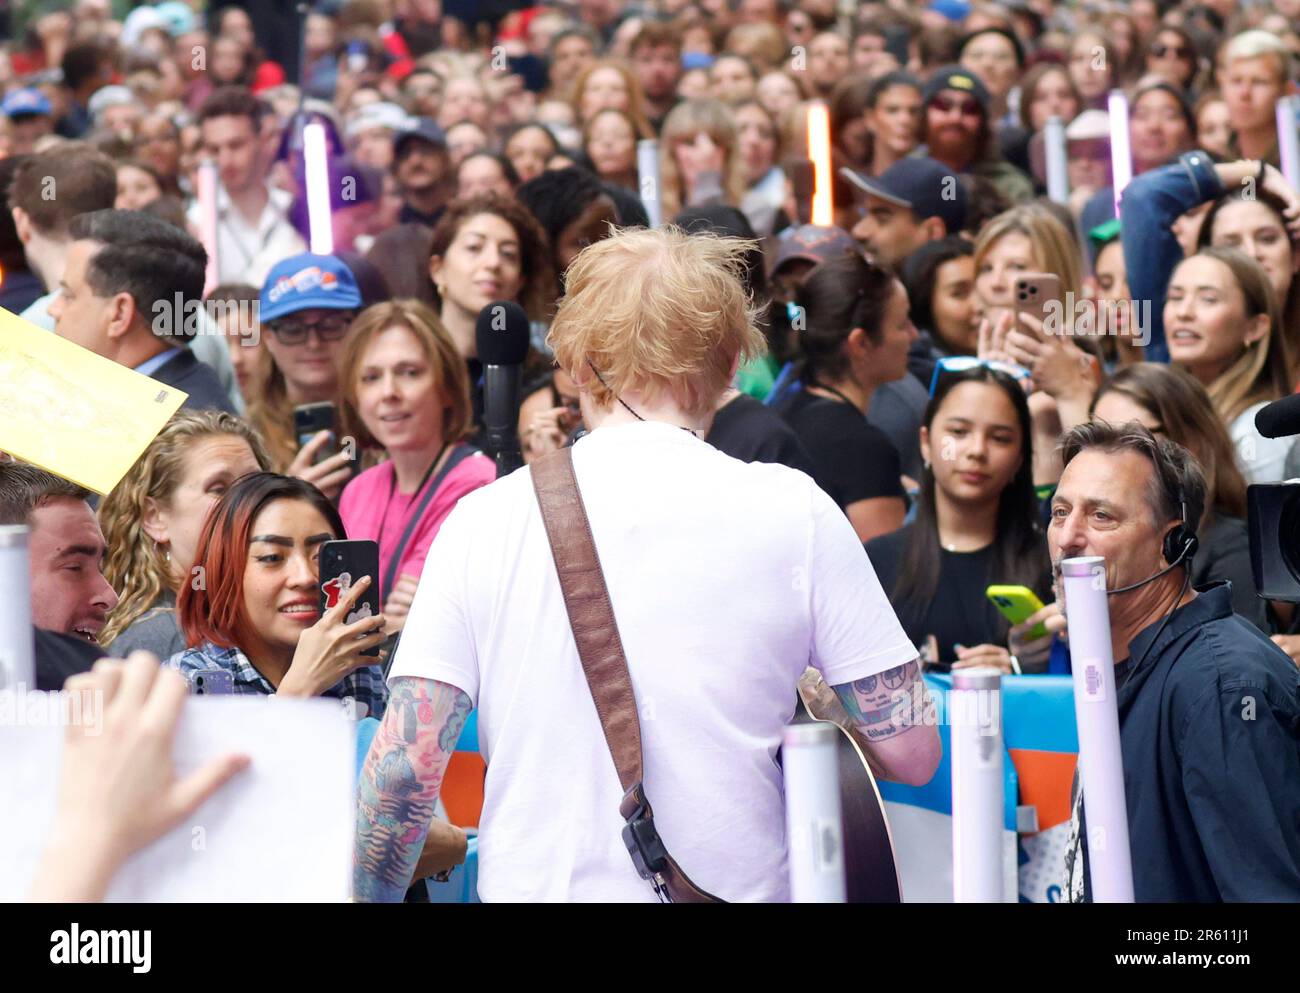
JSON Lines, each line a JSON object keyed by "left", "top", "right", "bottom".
{"left": 928, "top": 356, "right": 1032, "bottom": 397}
{"left": 929, "top": 94, "right": 982, "bottom": 118}
{"left": 1150, "top": 42, "right": 1192, "bottom": 60}
{"left": 268, "top": 313, "right": 353, "bottom": 345}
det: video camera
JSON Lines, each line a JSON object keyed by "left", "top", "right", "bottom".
{"left": 1249, "top": 395, "right": 1300, "bottom": 601}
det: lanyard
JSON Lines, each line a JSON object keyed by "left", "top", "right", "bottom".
{"left": 376, "top": 443, "right": 449, "bottom": 552}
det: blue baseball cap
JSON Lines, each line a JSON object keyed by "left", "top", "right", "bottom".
{"left": 259, "top": 254, "right": 362, "bottom": 322}
{"left": 3, "top": 88, "right": 52, "bottom": 119}
{"left": 839, "top": 156, "right": 969, "bottom": 235}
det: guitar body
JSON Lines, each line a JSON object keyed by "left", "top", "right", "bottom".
{"left": 791, "top": 693, "right": 904, "bottom": 903}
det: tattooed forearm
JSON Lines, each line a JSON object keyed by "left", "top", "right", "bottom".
{"left": 832, "top": 659, "right": 941, "bottom": 786}
{"left": 832, "top": 661, "right": 927, "bottom": 741}
{"left": 353, "top": 676, "right": 471, "bottom": 902}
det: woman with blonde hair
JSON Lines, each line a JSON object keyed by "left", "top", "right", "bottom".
{"left": 568, "top": 59, "right": 654, "bottom": 138}
{"left": 1164, "top": 246, "right": 1294, "bottom": 483}
{"left": 336, "top": 300, "right": 496, "bottom": 631}
{"left": 658, "top": 99, "right": 748, "bottom": 222}
{"left": 99, "top": 410, "right": 271, "bottom": 659}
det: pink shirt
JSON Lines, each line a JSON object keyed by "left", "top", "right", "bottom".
{"left": 339, "top": 446, "right": 497, "bottom": 601}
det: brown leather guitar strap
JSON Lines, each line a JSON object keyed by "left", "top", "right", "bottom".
{"left": 530, "top": 447, "right": 722, "bottom": 904}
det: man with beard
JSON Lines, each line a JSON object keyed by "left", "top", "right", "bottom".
{"left": 392, "top": 118, "right": 454, "bottom": 228}
{"left": 630, "top": 21, "right": 682, "bottom": 133}
{"left": 920, "top": 66, "right": 1033, "bottom": 204}
{"left": 1048, "top": 421, "right": 1300, "bottom": 902}
{"left": 0, "top": 463, "right": 118, "bottom": 688}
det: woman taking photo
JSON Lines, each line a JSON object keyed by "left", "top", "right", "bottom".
{"left": 777, "top": 253, "right": 915, "bottom": 543}
{"left": 657, "top": 99, "right": 748, "bottom": 221}
{"left": 246, "top": 253, "right": 365, "bottom": 497}
{"left": 1091, "top": 363, "right": 1265, "bottom": 629}
{"left": 1163, "top": 247, "right": 1294, "bottom": 483}
{"left": 866, "top": 364, "right": 1050, "bottom": 672}
{"left": 100, "top": 410, "right": 270, "bottom": 659}
{"left": 172, "top": 472, "right": 387, "bottom": 707}
{"left": 336, "top": 301, "right": 496, "bottom": 631}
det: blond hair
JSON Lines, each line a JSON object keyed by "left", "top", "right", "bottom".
{"left": 1224, "top": 30, "right": 1290, "bottom": 84}
{"left": 658, "top": 99, "right": 749, "bottom": 220}
{"left": 548, "top": 226, "right": 766, "bottom": 420}
{"left": 973, "top": 203, "right": 1082, "bottom": 301}
{"left": 98, "top": 410, "right": 271, "bottom": 647}
{"left": 245, "top": 351, "right": 297, "bottom": 470}
{"left": 336, "top": 300, "right": 475, "bottom": 453}
{"left": 1178, "top": 247, "right": 1292, "bottom": 425}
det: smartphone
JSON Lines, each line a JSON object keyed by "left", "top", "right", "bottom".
{"left": 193, "top": 670, "right": 234, "bottom": 695}
{"left": 1014, "top": 273, "right": 1064, "bottom": 334}
{"left": 986, "top": 585, "right": 1048, "bottom": 640}
{"left": 319, "top": 539, "right": 383, "bottom": 658}
{"left": 294, "top": 402, "right": 336, "bottom": 466}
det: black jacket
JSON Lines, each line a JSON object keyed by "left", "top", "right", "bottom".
{"left": 152, "top": 348, "right": 237, "bottom": 414}
{"left": 1079, "top": 583, "right": 1300, "bottom": 901}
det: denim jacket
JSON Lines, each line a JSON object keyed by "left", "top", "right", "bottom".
{"left": 1118, "top": 149, "right": 1224, "bottom": 364}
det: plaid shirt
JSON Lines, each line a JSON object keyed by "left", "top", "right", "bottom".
{"left": 169, "top": 642, "right": 388, "bottom": 719}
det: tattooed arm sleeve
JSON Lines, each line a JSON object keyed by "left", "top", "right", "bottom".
{"left": 831, "top": 660, "right": 942, "bottom": 786}
{"left": 353, "top": 675, "right": 472, "bottom": 902}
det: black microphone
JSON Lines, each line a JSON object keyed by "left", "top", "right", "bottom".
{"left": 1105, "top": 541, "right": 1195, "bottom": 596}
{"left": 475, "top": 300, "right": 530, "bottom": 477}
{"left": 1255, "top": 392, "right": 1300, "bottom": 439}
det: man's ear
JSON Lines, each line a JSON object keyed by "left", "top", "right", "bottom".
{"left": 921, "top": 215, "right": 946, "bottom": 243}
{"left": 105, "top": 292, "right": 139, "bottom": 341}
{"left": 727, "top": 349, "right": 741, "bottom": 383}
{"left": 140, "top": 495, "right": 169, "bottom": 546}
{"left": 11, "top": 206, "right": 30, "bottom": 245}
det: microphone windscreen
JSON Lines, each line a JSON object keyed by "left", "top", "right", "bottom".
{"left": 1255, "top": 392, "right": 1300, "bottom": 439}
{"left": 475, "top": 300, "right": 531, "bottom": 365}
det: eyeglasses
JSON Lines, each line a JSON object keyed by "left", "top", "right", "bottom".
{"left": 928, "top": 356, "right": 1032, "bottom": 396}
{"left": 1150, "top": 42, "right": 1192, "bottom": 60}
{"left": 267, "top": 313, "right": 353, "bottom": 345}
{"left": 929, "top": 94, "right": 982, "bottom": 118}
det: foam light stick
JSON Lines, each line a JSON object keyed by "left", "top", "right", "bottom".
{"left": 1276, "top": 95, "right": 1300, "bottom": 194}
{"left": 806, "top": 102, "right": 834, "bottom": 226}
{"left": 1107, "top": 89, "right": 1132, "bottom": 216}
{"left": 1044, "top": 115, "right": 1070, "bottom": 205}
{"left": 782, "top": 721, "right": 846, "bottom": 902}
{"left": 950, "top": 667, "right": 1005, "bottom": 902}
{"left": 196, "top": 159, "right": 220, "bottom": 295}
{"left": 0, "top": 527, "right": 34, "bottom": 692}
{"left": 1060, "top": 556, "right": 1135, "bottom": 902}
{"left": 304, "top": 121, "right": 334, "bottom": 255}
{"left": 636, "top": 139, "right": 662, "bottom": 227}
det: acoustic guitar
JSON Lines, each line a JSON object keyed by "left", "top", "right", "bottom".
{"left": 791, "top": 668, "right": 904, "bottom": 903}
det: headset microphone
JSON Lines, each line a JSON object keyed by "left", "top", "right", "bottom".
{"left": 1105, "top": 498, "right": 1199, "bottom": 596}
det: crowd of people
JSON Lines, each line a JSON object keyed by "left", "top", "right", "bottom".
{"left": 4, "top": 0, "right": 1300, "bottom": 904}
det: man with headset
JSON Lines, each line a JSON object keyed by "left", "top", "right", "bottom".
{"left": 1049, "top": 421, "right": 1300, "bottom": 902}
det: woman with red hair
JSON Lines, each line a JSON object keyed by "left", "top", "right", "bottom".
{"left": 171, "top": 472, "right": 389, "bottom": 716}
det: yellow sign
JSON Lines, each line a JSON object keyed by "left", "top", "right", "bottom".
{"left": 0, "top": 311, "right": 187, "bottom": 494}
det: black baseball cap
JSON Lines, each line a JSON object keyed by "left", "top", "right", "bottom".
{"left": 393, "top": 117, "right": 447, "bottom": 158}
{"left": 839, "top": 157, "right": 969, "bottom": 235}
{"left": 922, "top": 65, "right": 991, "bottom": 115}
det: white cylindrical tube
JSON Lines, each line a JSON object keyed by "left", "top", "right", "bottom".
{"left": 304, "top": 121, "right": 334, "bottom": 255}
{"left": 197, "top": 160, "right": 220, "bottom": 294}
{"left": 951, "top": 667, "right": 1004, "bottom": 902}
{"left": 0, "top": 526, "right": 34, "bottom": 692}
{"left": 1277, "top": 96, "right": 1300, "bottom": 194}
{"left": 637, "top": 139, "right": 662, "bottom": 228}
{"left": 783, "top": 721, "right": 845, "bottom": 903}
{"left": 1044, "top": 115, "right": 1070, "bottom": 205}
{"left": 1061, "top": 555, "right": 1135, "bottom": 903}
{"left": 1108, "top": 90, "right": 1132, "bottom": 216}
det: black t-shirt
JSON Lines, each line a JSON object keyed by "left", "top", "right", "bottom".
{"left": 34, "top": 627, "right": 101, "bottom": 691}
{"left": 866, "top": 523, "right": 1048, "bottom": 666}
{"left": 776, "top": 390, "right": 904, "bottom": 510}
{"left": 707, "top": 393, "right": 816, "bottom": 475}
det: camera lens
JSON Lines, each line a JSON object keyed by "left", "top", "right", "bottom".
{"left": 1280, "top": 490, "right": 1300, "bottom": 585}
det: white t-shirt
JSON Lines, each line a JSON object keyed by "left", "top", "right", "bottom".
{"left": 390, "top": 420, "right": 916, "bottom": 902}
